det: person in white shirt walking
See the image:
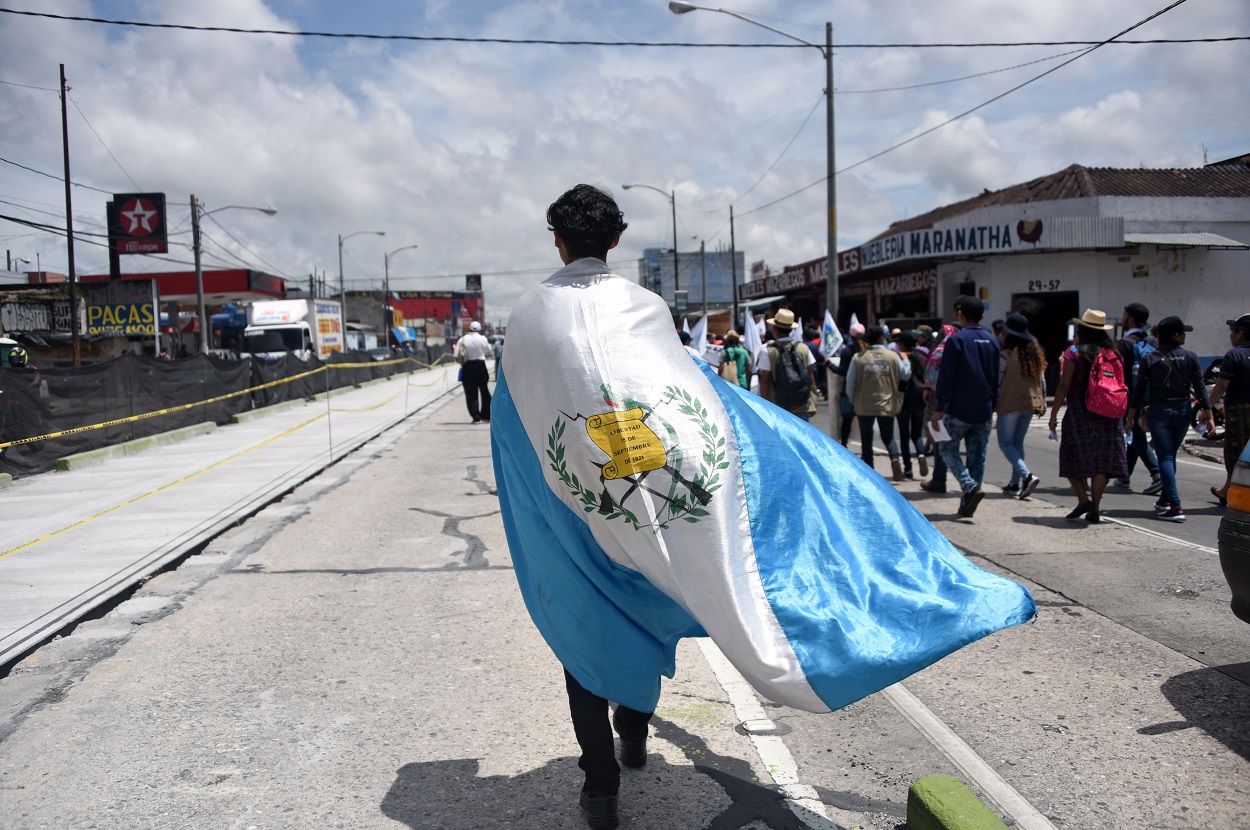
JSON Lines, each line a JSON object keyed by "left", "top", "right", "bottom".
{"left": 456, "top": 321, "right": 493, "bottom": 423}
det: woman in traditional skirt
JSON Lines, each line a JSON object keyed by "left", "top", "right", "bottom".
{"left": 1046, "top": 309, "right": 1128, "bottom": 524}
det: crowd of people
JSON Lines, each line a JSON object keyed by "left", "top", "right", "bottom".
{"left": 697, "top": 299, "right": 1250, "bottom": 525}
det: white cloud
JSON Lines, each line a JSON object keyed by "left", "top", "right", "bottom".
{"left": 0, "top": 0, "right": 1245, "bottom": 324}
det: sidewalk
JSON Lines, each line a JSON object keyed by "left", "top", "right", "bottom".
{"left": 0, "top": 364, "right": 460, "bottom": 668}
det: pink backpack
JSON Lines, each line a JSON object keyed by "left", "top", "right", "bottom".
{"left": 1085, "top": 347, "right": 1127, "bottom": 418}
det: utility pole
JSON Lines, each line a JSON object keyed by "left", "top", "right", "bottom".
{"left": 730, "top": 205, "right": 738, "bottom": 330}
{"left": 699, "top": 239, "right": 707, "bottom": 320}
{"left": 60, "top": 64, "right": 80, "bottom": 366}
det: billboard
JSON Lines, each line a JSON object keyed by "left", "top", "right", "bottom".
{"left": 108, "top": 193, "right": 169, "bottom": 254}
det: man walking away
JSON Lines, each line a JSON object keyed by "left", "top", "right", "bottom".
{"left": 846, "top": 325, "right": 910, "bottom": 480}
{"left": 895, "top": 330, "right": 928, "bottom": 480}
{"left": 931, "top": 296, "right": 1000, "bottom": 518}
{"left": 1114, "top": 303, "right": 1162, "bottom": 494}
{"left": 757, "top": 309, "right": 818, "bottom": 422}
{"left": 456, "top": 321, "right": 493, "bottom": 424}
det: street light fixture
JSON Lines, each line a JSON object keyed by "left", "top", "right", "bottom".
{"left": 622, "top": 183, "right": 680, "bottom": 302}
{"left": 668, "top": 2, "right": 837, "bottom": 325}
{"left": 191, "top": 196, "right": 278, "bottom": 352}
{"left": 338, "top": 229, "right": 386, "bottom": 332}
{"left": 383, "top": 244, "right": 419, "bottom": 341}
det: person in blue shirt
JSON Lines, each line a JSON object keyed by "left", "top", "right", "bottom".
{"left": 930, "top": 296, "right": 1001, "bottom": 518}
{"left": 1125, "top": 316, "right": 1215, "bottom": 522}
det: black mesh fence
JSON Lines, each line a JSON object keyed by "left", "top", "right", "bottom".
{"left": 0, "top": 343, "right": 455, "bottom": 479}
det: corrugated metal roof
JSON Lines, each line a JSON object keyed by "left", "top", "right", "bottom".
{"left": 870, "top": 163, "right": 1250, "bottom": 241}
{"left": 1124, "top": 232, "right": 1249, "bottom": 249}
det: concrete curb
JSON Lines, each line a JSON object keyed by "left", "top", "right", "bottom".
{"left": 1181, "top": 436, "right": 1225, "bottom": 465}
{"left": 907, "top": 775, "right": 1010, "bottom": 830}
{"left": 229, "top": 374, "right": 407, "bottom": 425}
{"left": 229, "top": 397, "right": 307, "bottom": 424}
{"left": 54, "top": 422, "right": 217, "bottom": 472}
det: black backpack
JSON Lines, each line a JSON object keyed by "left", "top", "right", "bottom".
{"left": 900, "top": 351, "right": 926, "bottom": 408}
{"left": 772, "top": 342, "right": 811, "bottom": 409}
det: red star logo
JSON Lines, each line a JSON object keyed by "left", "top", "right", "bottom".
{"left": 120, "top": 198, "right": 158, "bottom": 236}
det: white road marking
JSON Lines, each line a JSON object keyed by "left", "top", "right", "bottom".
{"left": 882, "top": 683, "right": 1059, "bottom": 830}
{"left": 696, "top": 640, "right": 842, "bottom": 830}
{"left": 1102, "top": 516, "right": 1219, "bottom": 554}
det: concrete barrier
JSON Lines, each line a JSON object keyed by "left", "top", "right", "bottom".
{"left": 907, "top": 775, "right": 1009, "bottom": 830}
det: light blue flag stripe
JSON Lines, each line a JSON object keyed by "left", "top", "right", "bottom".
{"left": 492, "top": 369, "right": 706, "bottom": 713}
{"left": 696, "top": 361, "right": 1036, "bottom": 711}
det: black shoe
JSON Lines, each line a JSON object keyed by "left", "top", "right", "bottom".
{"left": 1066, "top": 501, "right": 1093, "bottom": 521}
{"left": 613, "top": 710, "right": 647, "bottom": 768}
{"left": 957, "top": 487, "right": 984, "bottom": 518}
{"left": 580, "top": 792, "right": 619, "bottom": 830}
{"left": 1019, "top": 474, "right": 1040, "bottom": 500}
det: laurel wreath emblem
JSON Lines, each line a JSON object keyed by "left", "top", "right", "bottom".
{"left": 546, "top": 385, "right": 726, "bottom": 532}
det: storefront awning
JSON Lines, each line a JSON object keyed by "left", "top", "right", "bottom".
{"left": 1124, "top": 232, "right": 1248, "bottom": 249}
{"left": 741, "top": 294, "right": 787, "bottom": 310}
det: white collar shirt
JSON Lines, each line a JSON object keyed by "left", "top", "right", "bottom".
{"left": 458, "top": 332, "right": 493, "bottom": 361}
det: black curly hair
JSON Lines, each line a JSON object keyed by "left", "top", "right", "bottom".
{"left": 546, "top": 184, "right": 628, "bottom": 260}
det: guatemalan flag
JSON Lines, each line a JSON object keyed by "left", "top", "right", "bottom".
{"left": 490, "top": 258, "right": 1035, "bottom": 715}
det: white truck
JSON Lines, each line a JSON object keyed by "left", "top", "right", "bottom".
{"left": 242, "top": 299, "right": 344, "bottom": 360}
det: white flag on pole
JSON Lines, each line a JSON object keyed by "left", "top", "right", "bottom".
{"left": 823, "top": 310, "right": 843, "bottom": 356}
{"left": 690, "top": 314, "right": 708, "bottom": 358}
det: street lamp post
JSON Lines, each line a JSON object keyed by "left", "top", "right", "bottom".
{"left": 191, "top": 196, "right": 277, "bottom": 352}
{"left": 669, "top": 2, "right": 837, "bottom": 325}
{"left": 338, "top": 229, "right": 386, "bottom": 332}
{"left": 383, "top": 244, "right": 419, "bottom": 344}
{"left": 698, "top": 238, "right": 707, "bottom": 320}
{"left": 622, "top": 182, "right": 680, "bottom": 300}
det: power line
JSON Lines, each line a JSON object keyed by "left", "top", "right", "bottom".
{"left": 0, "top": 8, "right": 1242, "bottom": 48}
{"left": 737, "top": 0, "right": 1195, "bottom": 219}
{"left": 203, "top": 214, "right": 292, "bottom": 278}
{"left": 837, "top": 48, "right": 1088, "bottom": 94}
{"left": 0, "top": 155, "right": 115, "bottom": 195}
{"left": 701, "top": 93, "right": 824, "bottom": 212}
{"left": 70, "top": 97, "right": 141, "bottom": 191}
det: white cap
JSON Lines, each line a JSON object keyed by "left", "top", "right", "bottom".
{"left": 470, "top": 321, "right": 481, "bottom": 331}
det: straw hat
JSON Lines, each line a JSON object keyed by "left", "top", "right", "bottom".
{"left": 766, "top": 309, "right": 797, "bottom": 330}
{"left": 1071, "top": 308, "right": 1114, "bottom": 331}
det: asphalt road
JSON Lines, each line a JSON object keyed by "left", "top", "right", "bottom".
{"left": 0, "top": 380, "right": 1246, "bottom": 829}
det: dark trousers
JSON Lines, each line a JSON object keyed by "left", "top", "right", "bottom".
{"left": 462, "top": 360, "right": 491, "bottom": 422}
{"left": 857, "top": 414, "right": 900, "bottom": 464}
{"left": 897, "top": 405, "right": 926, "bottom": 473}
{"left": 1125, "top": 418, "right": 1159, "bottom": 478}
{"left": 839, "top": 398, "right": 855, "bottom": 444}
{"left": 564, "top": 670, "right": 652, "bottom": 797}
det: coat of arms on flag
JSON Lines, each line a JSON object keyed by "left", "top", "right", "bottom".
{"left": 547, "top": 383, "right": 722, "bottom": 531}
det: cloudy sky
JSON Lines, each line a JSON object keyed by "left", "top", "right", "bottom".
{"left": 1, "top": 0, "right": 1245, "bottom": 324}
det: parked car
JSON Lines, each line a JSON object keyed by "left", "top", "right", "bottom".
{"left": 1216, "top": 437, "right": 1250, "bottom": 623}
